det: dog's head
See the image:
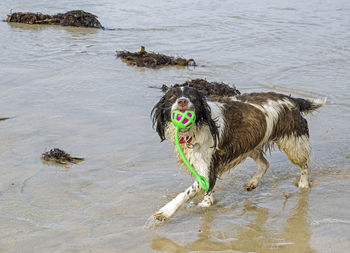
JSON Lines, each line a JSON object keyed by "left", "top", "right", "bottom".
{"left": 151, "top": 86, "right": 219, "bottom": 146}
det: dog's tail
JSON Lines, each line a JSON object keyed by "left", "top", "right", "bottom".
{"left": 293, "top": 97, "right": 327, "bottom": 114}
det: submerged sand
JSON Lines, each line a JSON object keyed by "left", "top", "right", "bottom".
{"left": 0, "top": 0, "right": 349, "bottom": 252}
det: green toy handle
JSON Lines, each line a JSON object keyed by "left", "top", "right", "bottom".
{"left": 174, "top": 127, "right": 210, "bottom": 191}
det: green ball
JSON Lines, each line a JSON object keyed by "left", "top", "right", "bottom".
{"left": 171, "top": 110, "right": 196, "bottom": 130}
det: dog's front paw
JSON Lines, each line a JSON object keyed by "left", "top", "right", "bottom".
{"left": 245, "top": 179, "right": 259, "bottom": 191}
{"left": 245, "top": 183, "right": 257, "bottom": 191}
{"left": 198, "top": 194, "right": 213, "bottom": 208}
{"left": 198, "top": 200, "right": 212, "bottom": 208}
{"left": 153, "top": 212, "right": 169, "bottom": 222}
{"left": 144, "top": 213, "right": 168, "bottom": 229}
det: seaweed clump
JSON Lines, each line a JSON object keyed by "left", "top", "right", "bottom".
{"left": 7, "top": 10, "right": 103, "bottom": 29}
{"left": 41, "top": 148, "right": 84, "bottom": 166}
{"left": 161, "top": 79, "right": 240, "bottom": 98}
{"left": 116, "top": 46, "right": 196, "bottom": 68}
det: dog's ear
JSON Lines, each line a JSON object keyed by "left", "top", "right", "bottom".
{"left": 151, "top": 95, "right": 167, "bottom": 142}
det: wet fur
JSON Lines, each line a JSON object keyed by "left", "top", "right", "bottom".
{"left": 150, "top": 87, "right": 326, "bottom": 222}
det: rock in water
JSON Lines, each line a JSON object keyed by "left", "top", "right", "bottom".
{"left": 7, "top": 10, "right": 103, "bottom": 29}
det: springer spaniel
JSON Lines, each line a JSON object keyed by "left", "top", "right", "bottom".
{"left": 150, "top": 86, "right": 326, "bottom": 222}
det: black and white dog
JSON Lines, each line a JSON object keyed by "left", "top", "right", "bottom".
{"left": 151, "top": 86, "right": 326, "bottom": 221}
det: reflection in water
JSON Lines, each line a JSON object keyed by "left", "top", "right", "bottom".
{"left": 151, "top": 191, "right": 314, "bottom": 252}
{"left": 6, "top": 22, "right": 99, "bottom": 35}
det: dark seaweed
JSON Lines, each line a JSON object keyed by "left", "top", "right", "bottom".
{"left": 7, "top": 10, "right": 103, "bottom": 29}
{"left": 41, "top": 148, "right": 84, "bottom": 165}
{"left": 116, "top": 46, "right": 196, "bottom": 68}
{"left": 161, "top": 79, "right": 240, "bottom": 98}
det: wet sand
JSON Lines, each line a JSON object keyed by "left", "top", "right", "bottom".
{"left": 0, "top": 0, "right": 350, "bottom": 252}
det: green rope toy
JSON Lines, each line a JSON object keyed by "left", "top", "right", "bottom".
{"left": 171, "top": 110, "right": 210, "bottom": 191}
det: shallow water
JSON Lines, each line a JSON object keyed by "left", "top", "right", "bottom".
{"left": 0, "top": 0, "right": 350, "bottom": 252}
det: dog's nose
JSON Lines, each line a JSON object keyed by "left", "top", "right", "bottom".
{"left": 177, "top": 98, "right": 189, "bottom": 108}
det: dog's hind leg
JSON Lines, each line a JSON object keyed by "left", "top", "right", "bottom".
{"left": 298, "top": 164, "right": 310, "bottom": 188}
{"left": 153, "top": 181, "right": 201, "bottom": 221}
{"left": 277, "top": 134, "right": 311, "bottom": 188}
{"left": 246, "top": 149, "right": 270, "bottom": 191}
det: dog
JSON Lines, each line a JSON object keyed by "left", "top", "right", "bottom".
{"left": 151, "top": 86, "right": 326, "bottom": 221}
